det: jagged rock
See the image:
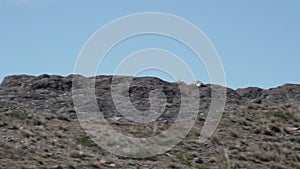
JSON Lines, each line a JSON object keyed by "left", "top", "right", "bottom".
{"left": 237, "top": 87, "right": 264, "bottom": 99}
{"left": 0, "top": 75, "right": 299, "bottom": 117}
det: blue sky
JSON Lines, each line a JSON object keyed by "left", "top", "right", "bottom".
{"left": 0, "top": 0, "right": 299, "bottom": 89}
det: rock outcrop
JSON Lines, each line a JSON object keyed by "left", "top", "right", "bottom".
{"left": 0, "top": 74, "right": 299, "bottom": 115}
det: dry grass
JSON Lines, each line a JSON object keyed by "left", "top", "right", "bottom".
{"left": 0, "top": 105, "right": 300, "bottom": 168}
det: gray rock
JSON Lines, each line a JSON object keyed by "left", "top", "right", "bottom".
{"left": 0, "top": 74, "right": 299, "bottom": 121}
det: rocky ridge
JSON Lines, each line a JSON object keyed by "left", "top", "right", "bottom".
{"left": 0, "top": 74, "right": 299, "bottom": 115}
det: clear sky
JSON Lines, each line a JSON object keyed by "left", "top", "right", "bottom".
{"left": 0, "top": 0, "right": 299, "bottom": 89}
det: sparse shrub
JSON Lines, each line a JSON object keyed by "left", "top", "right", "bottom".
{"left": 252, "top": 151, "right": 280, "bottom": 162}
{"left": 75, "top": 135, "right": 97, "bottom": 147}
{"left": 290, "top": 136, "right": 300, "bottom": 144}
{"left": 8, "top": 111, "right": 27, "bottom": 120}
{"left": 293, "top": 145, "right": 300, "bottom": 151}
{"left": 268, "top": 111, "right": 293, "bottom": 121}
{"left": 268, "top": 124, "right": 281, "bottom": 133}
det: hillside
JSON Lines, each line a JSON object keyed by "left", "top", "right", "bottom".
{"left": 0, "top": 74, "right": 299, "bottom": 169}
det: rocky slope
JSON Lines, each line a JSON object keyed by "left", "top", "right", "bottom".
{"left": 0, "top": 74, "right": 299, "bottom": 169}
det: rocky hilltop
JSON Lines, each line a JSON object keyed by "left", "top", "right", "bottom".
{"left": 1, "top": 74, "right": 299, "bottom": 114}
{"left": 0, "top": 75, "right": 300, "bottom": 169}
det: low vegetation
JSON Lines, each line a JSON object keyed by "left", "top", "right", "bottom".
{"left": 0, "top": 105, "right": 299, "bottom": 168}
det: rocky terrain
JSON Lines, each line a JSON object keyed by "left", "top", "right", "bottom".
{"left": 0, "top": 74, "right": 299, "bottom": 169}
